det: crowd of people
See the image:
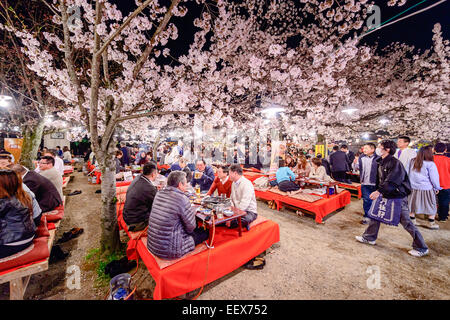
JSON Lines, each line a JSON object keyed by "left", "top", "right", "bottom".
{"left": 119, "top": 135, "right": 449, "bottom": 260}
{"left": 1, "top": 134, "right": 448, "bottom": 261}
{"left": 0, "top": 148, "right": 64, "bottom": 259}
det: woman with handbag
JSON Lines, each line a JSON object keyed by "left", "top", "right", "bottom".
{"left": 407, "top": 146, "right": 441, "bottom": 229}
{"left": 355, "top": 140, "right": 429, "bottom": 257}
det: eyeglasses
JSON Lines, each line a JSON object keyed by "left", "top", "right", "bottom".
{"left": 39, "top": 162, "right": 50, "bottom": 165}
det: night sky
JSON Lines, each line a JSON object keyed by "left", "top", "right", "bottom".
{"left": 362, "top": 0, "right": 450, "bottom": 51}
{"left": 113, "top": 0, "right": 449, "bottom": 56}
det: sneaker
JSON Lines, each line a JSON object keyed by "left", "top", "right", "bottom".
{"left": 355, "top": 236, "right": 376, "bottom": 245}
{"left": 408, "top": 249, "right": 429, "bottom": 257}
{"left": 428, "top": 221, "right": 439, "bottom": 230}
{"left": 410, "top": 217, "right": 417, "bottom": 225}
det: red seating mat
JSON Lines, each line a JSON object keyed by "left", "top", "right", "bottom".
{"left": 36, "top": 217, "right": 50, "bottom": 238}
{"left": 130, "top": 218, "right": 280, "bottom": 300}
{"left": 42, "top": 206, "right": 64, "bottom": 222}
{"left": 255, "top": 189, "right": 351, "bottom": 223}
{"left": 116, "top": 180, "right": 132, "bottom": 187}
{"left": 0, "top": 237, "right": 50, "bottom": 274}
{"left": 243, "top": 172, "right": 266, "bottom": 183}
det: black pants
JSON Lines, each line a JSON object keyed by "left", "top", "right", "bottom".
{"left": 332, "top": 171, "right": 350, "bottom": 183}
{"left": 0, "top": 242, "right": 33, "bottom": 259}
{"left": 191, "top": 227, "right": 209, "bottom": 245}
{"left": 278, "top": 180, "right": 300, "bottom": 192}
{"left": 437, "top": 189, "right": 450, "bottom": 220}
{"left": 33, "top": 213, "right": 42, "bottom": 228}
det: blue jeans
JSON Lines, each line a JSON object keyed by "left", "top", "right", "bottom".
{"left": 363, "top": 197, "right": 428, "bottom": 252}
{"left": 361, "top": 185, "right": 377, "bottom": 217}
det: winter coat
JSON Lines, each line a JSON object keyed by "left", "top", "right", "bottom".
{"left": 23, "top": 170, "right": 62, "bottom": 213}
{"left": 191, "top": 165, "right": 215, "bottom": 192}
{"left": 123, "top": 175, "right": 157, "bottom": 225}
{"left": 147, "top": 186, "right": 196, "bottom": 259}
{"left": 376, "top": 154, "right": 412, "bottom": 199}
{"left": 329, "top": 150, "right": 350, "bottom": 172}
{"left": 0, "top": 197, "right": 35, "bottom": 246}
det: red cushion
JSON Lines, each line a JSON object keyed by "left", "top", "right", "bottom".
{"left": 116, "top": 180, "right": 132, "bottom": 187}
{"left": 36, "top": 216, "right": 50, "bottom": 238}
{"left": 0, "top": 237, "right": 50, "bottom": 274}
{"left": 43, "top": 208, "right": 64, "bottom": 222}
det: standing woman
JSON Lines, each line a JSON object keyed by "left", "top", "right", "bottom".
{"left": 408, "top": 146, "right": 442, "bottom": 229}
{"left": 0, "top": 168, "right": 36, "bottom": 259}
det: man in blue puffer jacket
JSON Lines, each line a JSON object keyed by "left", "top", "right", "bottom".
{"left": 147, "top": 171, "right": 209, "bottom": 260}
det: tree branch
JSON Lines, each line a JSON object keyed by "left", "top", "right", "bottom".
{"left": 96, "top": 0, "right": 154, "bottom": 57}
{"left": 116, "top": 111, "right": 203, "bottom": 123}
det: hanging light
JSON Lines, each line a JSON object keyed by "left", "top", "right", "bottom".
{"left": 342, "top": 107, "right": 358, "bottom": 115}
{"left": 0, "top": 95, "right": 13, "bottom": 108}
{"left": 261, "top": 106, "right": 285, "bottom": 118}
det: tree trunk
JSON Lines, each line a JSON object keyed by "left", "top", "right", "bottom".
{"left": 98, "top": 139, "right": 120, "bottom": 254}
{"left": 20, "top": 119, "right": 45, "bottom": 169}
{"left": 153, "top": 131, "right": 160, "bottom": 162}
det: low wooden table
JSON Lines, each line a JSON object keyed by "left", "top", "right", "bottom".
{"left": 295, "top": 178, "right": 339, "bottom": 198}
{"left": 194, "top": 206, "right": 247, "bottom": 244}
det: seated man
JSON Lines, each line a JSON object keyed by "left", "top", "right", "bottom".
{"left": 191, "top": 159, "right": 215, "bottom": 192}
{"left": 207, "top": 165, "right": 232, "bottom": 198}
{"left": 226, "top": 164, "right": 258, "bottom": 229}
{"left": 147, "top": 171, "right": 209, "bottom": 260}
{"left": 37, "top": 156, "right": 63, "bottom": 200}
{"left": 36, "top": 150, "right": 64, "bottom": 176}
{"left": 10, "top": 164, "right": 62, "bottom": 222}
{"left": 123, "top": 162, "right": 158, "bottom": 231}
{"left": 0, "top": 150, "right": 14, "bottom": 166}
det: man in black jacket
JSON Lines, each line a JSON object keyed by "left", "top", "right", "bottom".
{"left": 12, "top": 164, "right": 62, "bottom": 214}
{"left": 329, "top": 145, "right": 351, "bottom": 183}
{"left": 340, "top": 144, "right": 355, "bottom": 169}
{"left": 123, "top": 162, "right": 158, "bottom": 231}
{"left": 355, "top": 140, "right": 429, "bottom": 257}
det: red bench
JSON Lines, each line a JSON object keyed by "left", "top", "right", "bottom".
{"left": 254, "top": 189, "right": 351, "bottom": 224}
{"left": 0, "top": 218, "right": 54, "bottom": 300}
{"left": 337, "top": 182, "right": 362, "bottom": 199}
{"left": 127, "top": 216, "right": 279, "bottom": 300}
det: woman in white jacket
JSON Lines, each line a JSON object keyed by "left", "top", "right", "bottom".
{"left": 309, "top": 157, "right": 334, "bottom": 182}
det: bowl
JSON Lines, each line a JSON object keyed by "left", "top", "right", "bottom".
{"left": 223, "top": 209, "right": 234, "bottom": 217}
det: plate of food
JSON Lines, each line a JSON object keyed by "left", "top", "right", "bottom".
{"left": 197, "top": 208, "right": 212, "bottom": 215}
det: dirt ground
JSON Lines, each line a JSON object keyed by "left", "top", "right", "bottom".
{"left": 1, "top": 171, "right": 449, "bottom": 300}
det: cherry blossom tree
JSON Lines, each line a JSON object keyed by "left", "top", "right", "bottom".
{"left": 0, "top": 0, "right": 65, "bottom": 168}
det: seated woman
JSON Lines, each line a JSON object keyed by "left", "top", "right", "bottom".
{"left": 135, "top": 151, "right": 149, "bottom": 166}
{"left": 309, "top": 158, "right": 334, "bottom": 182}
{"left": 293, "top": 155, "right": 311, "bottom": 177}
{"left": 115, "top": 150, "right": 126, "bottom": 179}
{"left": 0, "top": 168, "right": 36, "bottom": 259}
{"left": 62, "top": 146, "right": 72, "bottom": 164}
{"left": 276, "top": 159, "right": 300, "bottom": 192}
